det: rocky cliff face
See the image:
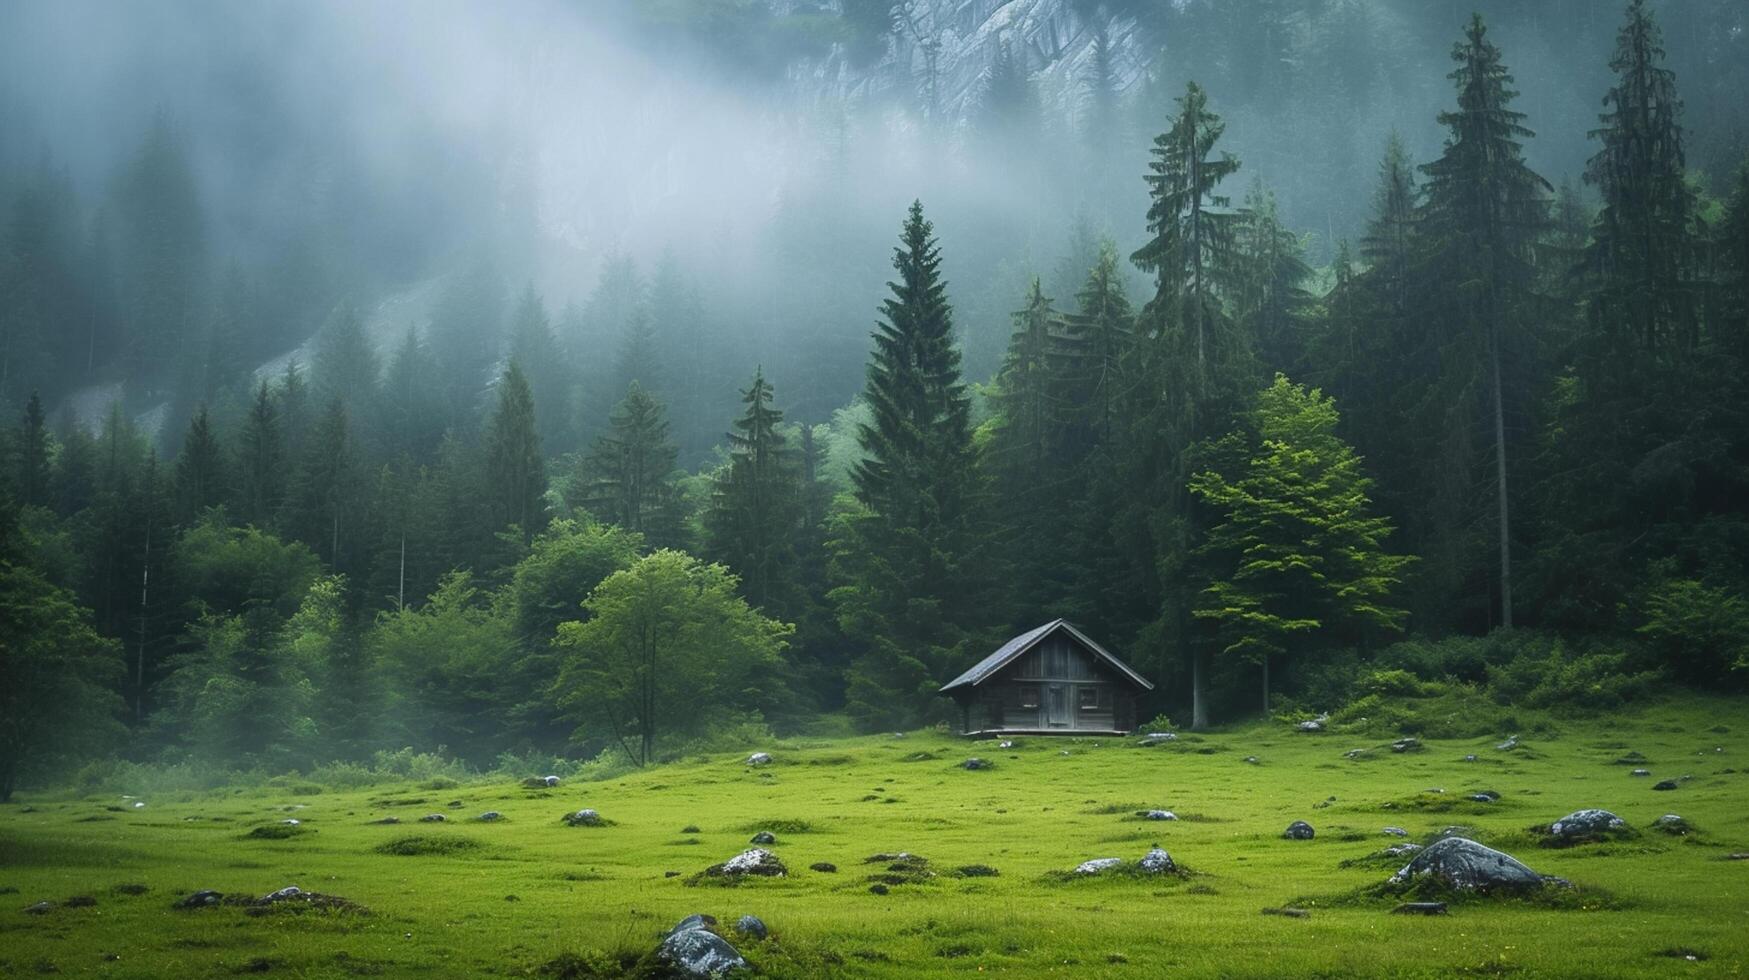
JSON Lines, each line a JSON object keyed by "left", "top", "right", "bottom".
{"left": 787, "top": 1, "right": 1156, "bottom": 126}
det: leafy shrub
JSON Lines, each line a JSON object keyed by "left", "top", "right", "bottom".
{"left": 375, "top": 835, "right": 482, "bottom": 856}
{"left": 1358, "top": 669, "right": 1430, "bottom": 698}
{"left": 1138, "top": 713, "right": 1175, "bottom": 733}
{"left": 1637, "top": 578, "right": 1749, "bottom": 687}
{"left": 1487, "top": 642, "right": 1660, "bottom": 712}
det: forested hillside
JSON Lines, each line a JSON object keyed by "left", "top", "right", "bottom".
{"left": 1, "top": 0, "right": 1748, "bottom": 797}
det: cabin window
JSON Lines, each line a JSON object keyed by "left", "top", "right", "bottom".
{"left": 1019, "top": 685, "right": 1041, "bottom": 709}
{"left": 1078, "top": 686, "right": 1101, "bottom": 710}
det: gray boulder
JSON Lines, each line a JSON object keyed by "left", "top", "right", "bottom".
{"left": 1392, "top": 738, "right": 1422, "bottom": 753}
{"left": 478, "top": 811, "right": 502, "bottom": 822}
{"left": 670, "top": 913, "right": 717, "bottom": 934}
{"left": 1297, "top": 720, "right": 1324, "bottom": 733}
{"left": 809, "top": 862, "right": 837, "bottom": 873}
{"left": 1073, "top": 857, "right": 1122, "bottom": 875}
{"left": 659, "top": 918, "right": 746, "bottom": 977}
{"left": 961, "top": 758, "right": 994, "bottom": 770}
{"left": 745, "top": 752, "right": 772, "bottom": 767}
{"left": 24, "top": 901, "right": 54, "bottom": 914}
{"left": 708, "top": 848, "right": 786, "bottom": 878}
{"left": 1139, "top": 809, "right": 1177, "bottom": 821}
{"left": 1496, "top": 735, "right": 1520, "bottom": 751}
{"left": 1463, "top": 754, "right": 1479, "bottom": 762}
{"left": 732, "top": 914, "right": 768, "bottom": 940}
{"left": 1631, "top": 768, "right": 1652, "bottom": 777}
{"left": 749, "top": 831, "right": 776, "bottom": 845}
{"left": 1548, "top": 808, "right": 1627, "bottom": 840}
{"left": 1283, "top": 820, "right": 1315, "bottom": 840}
{"left": 543, "top": 775, "right": 561, "bottom": 787}
{"left": 1388, "top": 837, "right": 1546, "bottom": 892}
{"left": 418, "top": 813, "right": 446, "bottom": 823}
{"left": 1244, "top": 756, "right": 1261, "bottom": 765}
{"left": 563, "top": 808, "right": 602, "bottom": 827}
{"left": 260, "top": 886, "right": 303, "bottom": 904}
{"left": 1653, "top": 778, "right": 1680, "bottom": 791}
{"left": 1382, "top": 827, "right": 1409, "bottom": 837}
{"left": 1138, "top": 845, "right": 1176, "bottom": 874}
{"left": 175, "top": 890, "right": 223, "bottom": 909}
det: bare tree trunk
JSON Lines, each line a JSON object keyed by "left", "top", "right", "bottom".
{"left": 1491, "top": 334, "right": 1513, "bottom": 630}
{"left": 1191, "top": 649, "right": 1208, "bottom": 730}
{"left": 136, "top": 522, "right": 151, "bottom": 723}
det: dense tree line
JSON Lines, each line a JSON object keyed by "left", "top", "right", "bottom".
{"left": 2, "top": 4, "right": 1748, "bottom": 793}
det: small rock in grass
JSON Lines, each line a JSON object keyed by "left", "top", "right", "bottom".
{"left": 261, "top": 886, "right": 303, "bottom": 903}
{"left": 1631, "top": 769, "right": 1652, "bottom": 777}
{"left": 280, "top": 818, "right": 301, "bottom": 825}
{"left": 478, "top": 811, "right": 502, "bottom": 822}
{"left": 745, "top": 752, "right": 772, "bottom": 767}
{"left": 1139, "top": 809, "right": 1177, "bottom": 821}
{"left": 563, "top": 809, "right": 602, "bottom": 827}
{"left": 175, "top": 890, "right": 223, "bottom": 909}
{"left": 1244, "top": 756, "right": 1261, "bottom": 765}
{"left": 1283, "top": 821, "right": 1315, "bottom": 840}
{"left": 682, "top": 825, "right": 701, "bottom": 834}
{"left": 543, "top": 775, "right": 560, "bottom": 787}
{"left": 418, "top": 813, "right": 446, "bottom": 823}
{"left": 869, "top": 883, "right": 889, "bottom": 895}
{"left": 708, "top": 848, "right": 787, "bottom": 878}
{"left": 1074, "top": 857, "right": 1122, "bottom": 875}
{"left": 670, "top": 913, "right": 717, "bottom": 934}
{"left": 809, "top": 862, "right": 837, "bottom": 873}
{"left": 1548, "top": 809, "right": 1626, "bottom": 841}
{"left": 1653, "top": 814, "right": 1691, "bottom": 835}
{"left": 1392, "top": 902, "right": 1448, "bottom": 915}
{"left": 1466, "top": 794, "right": 1495, "bottom": 804}
{"left": 368, "top": 817, "right": 400, "bottom": 825}
{"left": 1463, "top": 754, "right": 1479, "bottom": 762}
{"left": 733, "top": 914, "right": 768, "bottom": 940}
{"left": 998, "top": 740, "right": 1014, "bottom": 749}
{"left": 659, "top": 917, "right": 746, "bottom": 977}
{"left": 1653, "top": 779, "right": 1679, "bottom": 791}
{"left": 446, "top": 800, "right": 462, "bottom": 808}
{"left": 1392, "top": 738, "right": 1422, "bottom": 753}
{"left": 132, "top": 801, "right": 146, "bottom": 809}
{"left": 961, "top": 758, "right": 994, "bottom": 770}
{"left": 749, "top": 831, "right": 776, "bottom": 845}
{"left": 1138, "top": 845, "right": 1175, "bottom": 874}
{"left": 1383, "top": 827, "right": 1409, "bottom": 837}
{"left": 665, "top": 871, "right": 680, "bottom": 878}
{"left": 1298, "top": 720, "right": 1324, "bottom": 733}
{"left": 1496, "top": 735, "right": 1519, "bottom": 751}
{"left": 24, "top": 901, "right": 54, "bottom": 914}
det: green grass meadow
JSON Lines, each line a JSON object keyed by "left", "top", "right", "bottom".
{"left": 3, "top": 697, "right": 1747, "bottom": 978}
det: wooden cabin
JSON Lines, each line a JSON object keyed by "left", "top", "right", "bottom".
{"left": 939, "top": 620, "right": 1153, "bottom": 736}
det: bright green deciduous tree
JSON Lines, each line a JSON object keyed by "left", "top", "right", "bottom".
{"left": 1189, "top": 375, "right": 1414, "bottom": 713}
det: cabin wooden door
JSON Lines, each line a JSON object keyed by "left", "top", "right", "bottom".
{"left": 1045, "top": 684, "right": 1070, "bottom": 728}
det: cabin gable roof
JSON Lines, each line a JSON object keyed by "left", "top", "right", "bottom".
{"left": 938, "top": 619, "right": 1154, "bottom": 694}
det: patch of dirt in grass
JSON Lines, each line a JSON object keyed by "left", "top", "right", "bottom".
{"left": 373, "top": 834, "right": 482, "bottom": 856}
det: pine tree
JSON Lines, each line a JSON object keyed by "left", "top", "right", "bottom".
{"left": 235, "top": 380, "right": 282, "bottom": 529}
{"left": 1127, "top": 81, "right": 1254, "bottom": 728}
{"left": 484, "top": 361, "right": 547, "bottom": 542}
{"left": 1418, "top": 14, "right": 1551, "bottom": 630}
{"left": 1061, "top": 241, "right": 1134, "bottom": 442}
{"left": 16, "top": 392, "right": 49, "bottom": 508}
{"left": 1723, "top": 157, "right": 1749, "bottom": 353}
{"left": 174, "top": 404, "right": 227, "bottom": 523}
{"left": 832, "top": 201, "right": 988, "bottom": 730}
{"left": 382, "top": 324, "right": 445, "bottom": 461}
{"left": 1584, "top": 0, "right": 1695, "bottom": 356}
{"left": 312, "top": 303, "right": 380, "bottom": 415}
{"left": 1232, "top": 179, "right": 1313, "bottom": 374}
{"left": 427, "top": 261, "right": 504, "bottom": 430}
{"left": 576, "top": 381, "right": 681, "bottom": 547}
{"left": 977, "top": 39, "right": 1036, "bottom": 142}
{"left": 278, "top": 358, "right": 310, "bottom": 461}
{"left": 704, "top": 368, "right": 800, "bottom": 612}
{"left": 280, "top": 398, "right": 360, "bottom": 570}
{"left": 506, "top": 285, "right": 570, "bottom": 452}
{"left": 1359, "top": 132, "right": 1417, "bottom": 309}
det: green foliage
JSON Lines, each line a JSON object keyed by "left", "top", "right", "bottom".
{"left": 1190, "top": 375, "right": 1413, "bottom": 708}
{"left": 0, "top": 562, "right": 125, "bottom": 801}
{"left": 1636, "top": 577, "right": 1749, "bottom": 686}
{"left": 555, "top": 549, "right": 791, "bottom": 765}
{"left": 1487, "top": 641, "right": 1659, "bottom": 713}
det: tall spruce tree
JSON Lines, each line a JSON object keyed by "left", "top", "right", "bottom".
{"left": 312, "top": 304, "right": 381, "bottom": 417}
{"left": 1127, "top": 81, "right": 1254, "bottom": 729}
{"left": 174, "top": 404, "right": 227, "bottom": 523}
{"left": 1061, "top": 241, "right": 1134, "bottom": 442}
{"left": 832, "top": 201, "right": 988, "bottom": 730}
{"left": 235, "top": 380, "right": 282, "bottom": 528}
{"left": 382, "top": 324, "right": 445, "bottom": 461}
{"left": 16, "top": 392, "right": 49, "bottom": 508}
{"left": 1584, "top": 0, "right": 1695, "bottom": 358}
{"left": 280, "top": 398, "right": 360, "bottom": 571}
{"left": 506, "top": 285, "right": 570, "bottom": 452}
{"left": 703, "top": 368, "right": 799, "bottom": 612}
{"left": 1417, "top": 14, "right": 1550, "bottom": 630}
{"left": 576, "top": 382, "right": 682, "bottom": 548}
{"left": 484, "top": 361, "right": 547, "bottom": 542}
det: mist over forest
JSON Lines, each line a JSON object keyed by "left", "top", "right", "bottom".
{"left": 2, "top": 0, "right": 1749, "bottom": 796}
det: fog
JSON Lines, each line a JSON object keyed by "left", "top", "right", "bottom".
{"left": 2, "top": 0, "right": 1745, "bottom": 453}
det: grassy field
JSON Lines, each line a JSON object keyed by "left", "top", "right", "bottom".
{"left": 3, "top": 696, "right": 1747, "bottom": 979}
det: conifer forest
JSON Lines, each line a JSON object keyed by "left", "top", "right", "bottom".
{"left": 1, "top": 4, "right": 1749, "bottom": 976}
